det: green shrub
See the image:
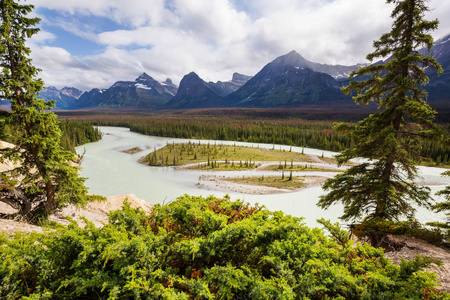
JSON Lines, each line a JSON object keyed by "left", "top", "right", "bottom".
{"left": 0, "top": 195, "right": 447, "bottom": 299}
{"left": 352, "top": 218, "right": 446, "bottom": 247}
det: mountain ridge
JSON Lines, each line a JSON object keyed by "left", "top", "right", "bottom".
{"left": 37, "top": 35, "right": 450, "bottom": 110}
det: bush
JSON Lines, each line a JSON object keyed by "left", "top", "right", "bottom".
{"left": 352, "top": 218, "right": 446, "bottom": 247}
{"left": 0, "top": 195, "right": 447, "bottom": 299}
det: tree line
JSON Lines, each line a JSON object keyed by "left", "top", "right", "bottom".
{"left": 58, "top": 120, "right": 102, "bottom": 152}
{"left": 83, "top": 114, "right": 449, "bottom": 165}
{"left": 1, "top": 116, "right": 102, "bottom": 153}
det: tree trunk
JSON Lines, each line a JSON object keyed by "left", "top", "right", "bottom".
{"left": 0, "top": 188, "right": 31, "bottom": 216}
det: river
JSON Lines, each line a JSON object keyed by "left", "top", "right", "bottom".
{"left": 76, "top": 126, "right": 449, "bottom": 228}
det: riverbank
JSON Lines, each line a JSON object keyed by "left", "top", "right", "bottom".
{"left": 137, "top": 141, "right": 343, "bottom": 194}
{"left": 196, "top": 174, "right": 328, "bottom": 195}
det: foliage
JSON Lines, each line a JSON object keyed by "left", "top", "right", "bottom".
{"left": 221, "top": 174, "right": 307, "bottom": 190}
{"left": 318, "top": 0, "right": 444, "bottom": 238}
{"left": 0, "top": 0, "right": 101, "bottom": 220}
{"left": 353, "top": 218, "right": 446, "bottom": 248}
{"left": 0, "top": 195, "right": 447, "bottom": 299}
{"left": 59, "top": 120, "right": 102, "bottom": 152}
{"left": 0, "top": 114, "right": 102, "bottom": 152}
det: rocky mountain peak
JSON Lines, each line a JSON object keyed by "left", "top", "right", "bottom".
{"left": 430, "top": 34, "right": 450, "bottom": 64}
{"left": 271, "top": 50, "right": 311, "bottom": 69}
{"left": 436, "top": 34, "right": 450, "bottom": 46}
{"left": 60, "top": 86, "right": 83, "bottom": 99}
{"left": 136, "top": 72, "right": 155, "bottom": 82}
{"left": 231, "top": 73, "right": 252, "bottom": 84}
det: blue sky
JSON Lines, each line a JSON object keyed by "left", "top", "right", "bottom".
{"left": 27, "top": 0, "right": 450, "bottom": 91}
{"left": 37, "top": 9, "right": 122, "bottom": 56}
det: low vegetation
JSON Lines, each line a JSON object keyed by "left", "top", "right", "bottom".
{"left": 222, "top": 174, "right": 308, "bottom": 190}
{"left": 258, "top": 163, "right": 340, "bottom": 172}
{"left": 0, "top": 195, "right": 447, "bottom": 299}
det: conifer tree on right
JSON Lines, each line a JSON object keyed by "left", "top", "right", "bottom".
{"left": 318, "top": 0, "right": 443, "bottom": 246}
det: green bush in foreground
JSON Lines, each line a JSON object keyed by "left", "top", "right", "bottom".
{"left": 0, "top": 195, "right": 447, "bottom": 299}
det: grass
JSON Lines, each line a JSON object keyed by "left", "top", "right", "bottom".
{"left": 187, "top": 162, "right": 261, "bottom": 171}
{"left": 141, "top": 142, "right": 328, "bottom": 167}
{"left": 258, "top": 164, "right": 340, "bottom": 172}
{"left": 222, "top": 175, "right": 307, "bottom": 190}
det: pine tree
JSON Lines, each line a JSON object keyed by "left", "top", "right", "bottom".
{"left": 318, "top": 0, "right": 442, "bottom": 231}
{"left": 0, "top": 0, "right": 100, "bottom": 220}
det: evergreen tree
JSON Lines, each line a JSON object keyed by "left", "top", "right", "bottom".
{"left": 318, "top": 0, "right": 443, "bottom": 235}
{"left": 0, "top": 0, "right": 100, "bottom": 220}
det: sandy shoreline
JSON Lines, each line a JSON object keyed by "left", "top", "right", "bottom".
{"left": 197, "top": 174, "right": 328, "bottom": 195}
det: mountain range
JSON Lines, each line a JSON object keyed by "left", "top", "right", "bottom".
{"left": 39, "top": 86, "right": 83, "bottom": 109}
{"left": 70, "top": 73, "right": 177, "bottom": 109}
{"left": 39, "top": 34, "right": 450, "bottom": 110}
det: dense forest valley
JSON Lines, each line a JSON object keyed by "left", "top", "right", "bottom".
{"left": 56, "top": 108, "right": 450, "bottom": 167}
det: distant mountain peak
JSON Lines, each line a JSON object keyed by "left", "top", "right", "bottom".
{"left": 166, "top": 72, "right": 226, "bottom": 108}
{"left": 271, "top": 50, "right": 311, "bottom": 69}
{"left": 38, "top": 86, "right": 83, "bottom": 109}
{"left": 72, "top": 72, "right": 178, "bottom": 109}
{"left": 136, "top": 72, "right": 154, "bottom": 82}
{"left": 436, "top": 34, "right": 450, "bottom": 46}
{"left": 231, "top": 73, "right": 252, "bottom": 84}
{"left": 186, "top": 71, "right": 199, "bottom": 78}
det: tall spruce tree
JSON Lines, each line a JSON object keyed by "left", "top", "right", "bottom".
{"left": 0, "top": 0, "right": 100, "bottom": 220}
{"left": 318, "top": 0, "right": 443, "bottom": 232}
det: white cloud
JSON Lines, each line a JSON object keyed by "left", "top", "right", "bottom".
{"left": 30, "top": 30, "right": 56, "bottom": 44}
{"left": 28, "top": 0, "right": 450, "bottom": 91}
{"left": 173, "top": 0, "right": 251, "bottom": 44}
{"left": 33, "top": 0, "right": 173, "bottom": 27}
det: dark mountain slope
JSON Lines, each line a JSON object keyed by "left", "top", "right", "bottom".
{"left": 72, "top": 73, "right": 177, "bottom": 109}
{"left": 426, "top": 34, "right": 450, "bottom": 103}
{"left": 227, "top": 51, "right": 348, "bottom": 107}
{"left": 166, "top": 72, "right": 227, "bottom": 109}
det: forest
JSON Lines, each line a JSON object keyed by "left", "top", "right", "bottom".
{"left": 59, "top": 112, "right": 450, "bottom": 166}
{"left": 1, "top": 117, "right": 102, "bottom": 153}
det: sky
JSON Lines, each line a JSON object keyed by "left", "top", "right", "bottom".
{"left": 27, "top": 0, "right": 450, "bottom": 91}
